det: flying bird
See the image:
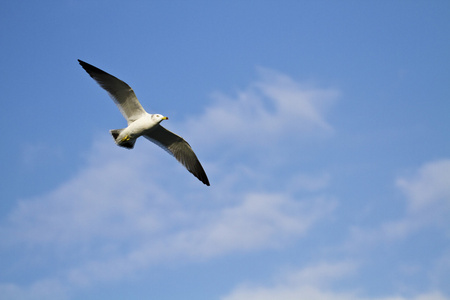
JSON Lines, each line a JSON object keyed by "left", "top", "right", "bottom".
{"left": 78, "top": 59, "right": 210, "bottom": 186}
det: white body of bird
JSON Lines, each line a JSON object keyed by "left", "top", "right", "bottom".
{"left": 112, "top": 113, "right": 168, "bottom": 148}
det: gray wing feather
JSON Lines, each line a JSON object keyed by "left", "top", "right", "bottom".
{"left": 144, "top": 125, "right": 210, "bottom": 186}
{"left": 78, "top": 60, "right": 146, "bottom": 124}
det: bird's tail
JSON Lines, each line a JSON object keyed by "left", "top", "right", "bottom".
{"left": 110, "top": 129, "right": 136, "bottom": 149}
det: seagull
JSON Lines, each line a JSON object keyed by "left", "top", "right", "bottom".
{"left": 78, "top": 59, "right": 210, "bottom": 186}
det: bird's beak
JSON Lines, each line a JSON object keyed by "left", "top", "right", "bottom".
{"left": 163, "top": 116, "right": 169, "bottom": 120}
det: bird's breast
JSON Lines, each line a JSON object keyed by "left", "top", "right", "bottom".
{"left": 127, "top": 115, "right": 157, "bottom": 137}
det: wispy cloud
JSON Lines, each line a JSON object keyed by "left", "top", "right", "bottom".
{"left": 396, "top": 159, "right": 450, "bottom": 216}
{"left": 185, "top": 67, "right": 338, "bottom": 151}
{"left": 346, "top": 158, "right": 450, "bottom": 249}
{"left": 1, "top": 138, "right": 336, "bottom": 290}
{"left": 65, "top": 191, "right": 335, "bottom": 286}
{"left": 221, "top": 261, "right": 449, "bottom": 300}
{"left": 0, "top": 279, "right": 68, "bottom": 300}
{"left": 332, "top": 158, "right": 450, "bottom": 298}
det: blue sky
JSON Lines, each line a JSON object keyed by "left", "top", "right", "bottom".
{"left": 1, "top": 1, "right": 449, "bottom": 299}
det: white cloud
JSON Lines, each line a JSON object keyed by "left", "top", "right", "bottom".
{"left": 2, "top": 137, "right": 335, "bottom": 260}
{"left": 255, "top": 67, "right": 336, "bottom": 131}
{"left": 396, "top": 159, "right": 450, "bottom": 215}
{"left": 3, "top": 140, "right": 172, "bottom": 248}
{"left": 223, "top": 284, "right": 448, "bottom": 300}
{"left": 0, "top": 279, "right": 67, "bottom": 300}
{"left": 160, "top": 193, "right": 335, "bottom": 258}
{"left": 284, "top": 261, "right": 358, "bottom": 287}
{"left": 287, "top": 172, "right": 331, "bottom": 192}
{"left": 221, "top": 262, "right": 449, "bottom": 300}
{"left": 64, "top": 191, "right": 336, "bottom": 286}
{"left": 379, "top": 158, "right": 450, "bottom": 240}
{"left": 345, "top": 158, "right": 450, "bottom": 250}
{"left": 185, "top": 67, "right": 338, "bottom": 151}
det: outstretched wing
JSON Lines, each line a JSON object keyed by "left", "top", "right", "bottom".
{"left": 144, "top": 125, "right": 210, "bottom": 186}
{"left": 78, "top": 59, "right": 146, "bottom": 124}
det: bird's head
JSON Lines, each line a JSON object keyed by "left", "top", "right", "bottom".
{"left": 152, "top": 114, "right": 169, "bottom": 123}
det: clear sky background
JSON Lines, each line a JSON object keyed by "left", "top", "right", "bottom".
{"left": 1, "top": 1, "right": 449, "bottom": 299}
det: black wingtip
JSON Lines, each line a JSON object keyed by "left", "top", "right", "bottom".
{"left": 190, "top": 162, "right": 210, "bottom": 186}
{"left": 197, "top": 169, "right": 210, "bottom": 186}
{"left": 204, "top": 176, "right": 210, "bottom": 186}
{"left": 78, "top": 59, "right": 118, "bottom": 82}
{"left": 78, "top": 59, "right": 93, "bottom": 73}
{"left": 78, "top": 59, "right": 97, "bottom": 72}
